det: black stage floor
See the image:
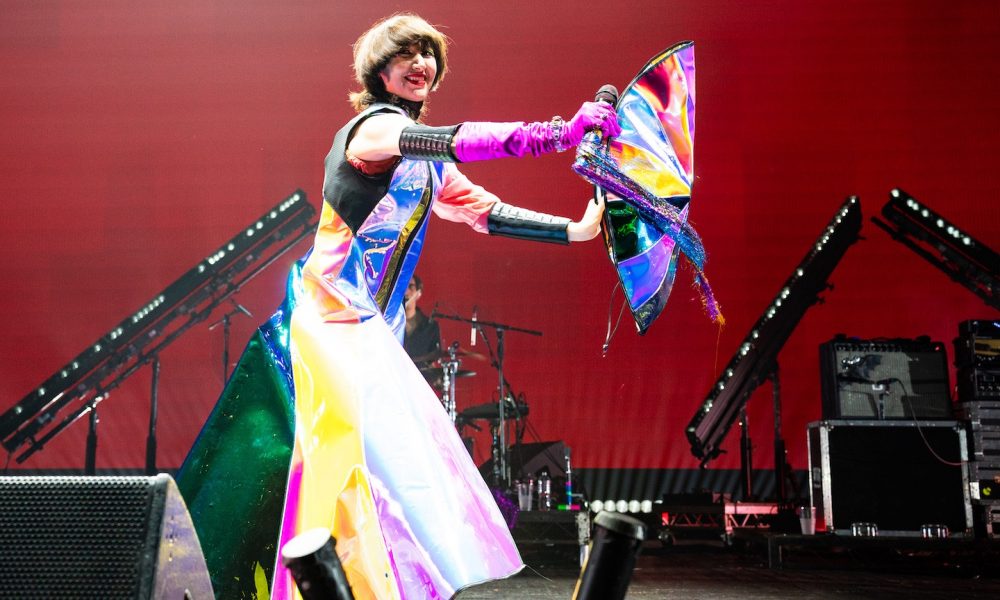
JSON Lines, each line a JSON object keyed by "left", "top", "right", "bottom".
{"left": 456, "top": 538, "right": 1000, "bottom": 599}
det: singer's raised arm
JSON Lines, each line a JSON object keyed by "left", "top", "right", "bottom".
{"left": 348, "top": 100, "right": 620, "bottom": 163}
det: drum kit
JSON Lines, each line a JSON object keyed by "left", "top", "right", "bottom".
{"left": 412, "top": 343, "right": 485, "bottom": 423}
{"left": 416, "top": 309, "right": 542, "bottom": 488}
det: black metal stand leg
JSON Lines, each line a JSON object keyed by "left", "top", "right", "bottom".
{"left": 496, "top": 329, "right": 508, "bottom": 488}
{"left": 222, "top": 314, "right": 231, "bottom": 382}
{"left": 739, "top": 406, "right": 753, "bottom": 500}
{"left": 85, "top": 407, "right": 98, "bottom": 475}
{"left": 490, "top": 422, "right": 502, "bottom": 488}
{"left": 145, "top": 357, "right": 160, "bottom": 475}
{"left": 209, "top": 302, "right": 251, "bottom": 386}
{"left": 771, "top": 366, "right": 786, "bottom": 504}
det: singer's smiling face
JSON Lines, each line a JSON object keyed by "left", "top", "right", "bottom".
{"left": 380, "top": 42, "right": 437, "bottom": 103}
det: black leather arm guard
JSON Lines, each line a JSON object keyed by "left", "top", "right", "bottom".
{"left": 487, "top": 202, "right": 571, "bottom": 245}
{"left": 399, "top": 124, "right": 460, "bottom": 162}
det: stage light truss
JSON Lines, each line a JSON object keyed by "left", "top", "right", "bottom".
{"left": 686, "top": 196, "right": 862, "bottom": 464}
{"left": 0, "top": 190, "right": 315, "bottom": 463}
{"left": 872, "top": 188, "right": 998, "bottom": 310}
{"left": 662, "top": 501, "right": 779, "bottom": 535}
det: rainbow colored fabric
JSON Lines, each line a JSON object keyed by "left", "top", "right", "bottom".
{"left": 271, "top": 310, "right": 521, "bottom": 600}
{"left": 178, "top": 252, "right": 522, "bottom": 600}
{"left": 180, "top": 104, "right": 523, "bottom": 599}
{"left": 270, "top": 142, "right": 521, "bottom": 598}
{"left": 573, "top": 41, "right": 723, "bottom": 333}
{"left": 176, "top": 262, "right": 301, "bottom": 598}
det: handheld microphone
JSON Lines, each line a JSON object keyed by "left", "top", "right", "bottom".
{"left": 470, "top": 306, "right": 478, "bottom": 347}
{"left": 594, "top": 83, "right": 619, "bottom": 106}
{"left": 591, "top": 84, "right": 619, "bottom": 206}
{"left": 592, "top": 84, "right": 619, "bottom": 142}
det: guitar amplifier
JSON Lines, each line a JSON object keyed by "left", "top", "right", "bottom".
{"left": 819, "top": 336, "right": 952, "bottom": 420}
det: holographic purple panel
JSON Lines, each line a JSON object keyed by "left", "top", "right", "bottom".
{"left": 574, "top": 41, "right": 723, "bottom": 331}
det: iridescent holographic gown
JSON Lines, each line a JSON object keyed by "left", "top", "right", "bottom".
{"left": 270, "top": 104, "right": 521, "bottom": 600}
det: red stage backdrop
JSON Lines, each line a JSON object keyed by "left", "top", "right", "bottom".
{"left": 1, "top": 1, "right": 997, "bottom": 476}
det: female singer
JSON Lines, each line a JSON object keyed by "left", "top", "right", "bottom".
{"left": 273, "top": 13, "right": 619, "bottom": 599}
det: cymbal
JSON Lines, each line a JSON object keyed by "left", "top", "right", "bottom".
{"left": 419, "top": 366, "right": 477, "bottom": 378}
{"left": 411, "top": 347, "right": 488, "bottom": 364}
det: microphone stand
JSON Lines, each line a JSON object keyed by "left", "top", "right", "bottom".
{"left": 433, "top": 310, "right": 542, "bottom": 489}
{"left": 208, "top": 300, "right": 253, "bottom": 383}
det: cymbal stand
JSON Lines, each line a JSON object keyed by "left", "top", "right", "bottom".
{"left": 470, "top": 327, "right": 510, "bottom": 488}
{"left": 440, "top": 343, "right": 461, "bottom": 422}
{"left": 462, "top": 319, "right": 504, "bottom": 486}
{"left": 435, "top": 310, "right": 541, "bottom": 489}
{"left": 491, "top": 328, "right": 509, "bottom": 487}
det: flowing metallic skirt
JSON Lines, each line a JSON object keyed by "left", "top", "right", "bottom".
{"left": 271, "top": 309, "right": 521, "bottom": 599}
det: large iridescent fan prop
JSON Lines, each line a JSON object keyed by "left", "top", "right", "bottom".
{"left": 573, "top": 41, "right": 723, "bottom": 335}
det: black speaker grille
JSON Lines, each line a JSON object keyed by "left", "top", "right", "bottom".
{"left": 0, "top": 476, "right": 156, "bottom": 599}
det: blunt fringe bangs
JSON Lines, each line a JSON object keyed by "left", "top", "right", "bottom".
{"left": 349, "top": 14, "right": 448, "bottom": 117}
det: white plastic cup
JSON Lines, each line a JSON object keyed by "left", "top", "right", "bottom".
{"left": 516, "top": 480, "right": 534, "bottom": 511}
{"left": 797, "top": 506, "right": 816, "bottom": 535}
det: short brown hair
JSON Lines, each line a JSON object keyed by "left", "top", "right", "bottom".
{"left": 349, "top": 14, "right": 449, "bottom": 119}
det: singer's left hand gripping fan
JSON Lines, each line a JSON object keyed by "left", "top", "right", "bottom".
{"left": 573, "top": 41, "right": 723, "bottom": 335}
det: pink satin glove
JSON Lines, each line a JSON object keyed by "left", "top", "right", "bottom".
{"left": 452, "top": 101, "right": 621, "bottom": 163}
{"left": 559, "top": 101, "right": 621, "bottom": 149}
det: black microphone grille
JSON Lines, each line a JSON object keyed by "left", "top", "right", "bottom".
{"left": 595, "top": 84, "right": 619, "bottom": 106}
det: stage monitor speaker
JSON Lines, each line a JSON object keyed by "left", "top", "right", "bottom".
{"left": 479, "top": 440, "right": 567, "bottom": 482}
{"left": 819, "top": 336, "right": 952, "bottom": 420}
{"left": 808, "top": 420, "right": 972, "bottom": 536}
{"left": 0, "top": 474, "right": 213, "bottom": 599}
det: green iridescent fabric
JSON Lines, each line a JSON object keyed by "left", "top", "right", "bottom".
{"left": 176, "top": 265, "right": 301, "bottom": 599}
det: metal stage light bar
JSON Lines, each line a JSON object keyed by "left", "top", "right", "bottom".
{"left": 0, "top": 190, "right": 315, "bottom": 464}
{"left": 686, "top": 196, "right": 862, "bottom": 479}
{"left": 872, "top": 188, "right": 998, "bottom": 310}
